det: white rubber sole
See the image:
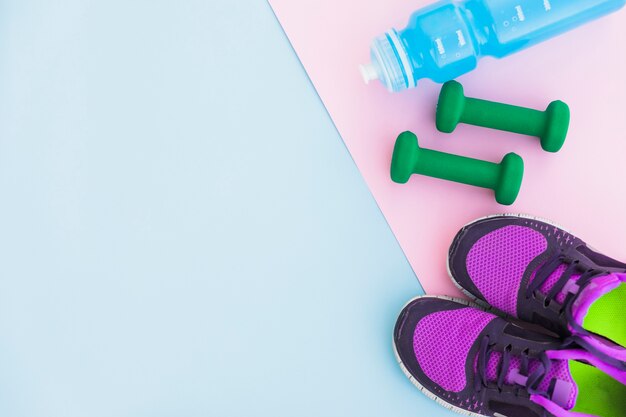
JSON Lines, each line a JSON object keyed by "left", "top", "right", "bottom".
{"left": 392, "top": 295, "right": 490, "bottom": 417}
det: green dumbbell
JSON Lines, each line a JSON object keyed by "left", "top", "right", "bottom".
{"left": 391, "top": 131, "right": 524, "bottom": 205}
{"left": 436, "top": 81, "right": 570, "bottom": 153}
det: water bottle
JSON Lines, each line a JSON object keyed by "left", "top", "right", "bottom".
{"left": 360, "top": 0, "right": 625, "bottom": 92}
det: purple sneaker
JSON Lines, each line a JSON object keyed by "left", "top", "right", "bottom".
{"left": 448, "top": 214, "right": 626, "bottom": 371}
{"left": 394, "top": 296, "right": 626, "bottom": 417}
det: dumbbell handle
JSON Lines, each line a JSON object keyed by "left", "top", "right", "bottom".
{"left": 461, "top": 98, "right": 547, "bottom": 137}
{"left": 416, "top": 148, "right": 501, "bottom": 190}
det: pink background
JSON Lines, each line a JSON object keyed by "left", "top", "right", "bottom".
{"left": 269, "top": 0, "right": 626, "bottom": 296}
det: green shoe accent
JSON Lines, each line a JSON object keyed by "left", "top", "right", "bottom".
{"left": 390, "top": 131, "right": 524, "bottom": 205}
{"left": 436, "top": 80, "right": 570, "bottom": 153}
{"left": 570, "top": 360, "right": 626, "bottom": 417}
{"left": 583, "top": 284, "right": 626, "bottom": 348}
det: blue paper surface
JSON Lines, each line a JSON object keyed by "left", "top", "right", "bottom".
{"left": 0, "top": 1, "right": 453, "bottom": 416}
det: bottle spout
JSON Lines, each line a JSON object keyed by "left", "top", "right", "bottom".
{"left": 361, "top": 30, "right": 414, "bottom": 92}
{"left": 359, "top": 63, "right": 380, "bottom": 84}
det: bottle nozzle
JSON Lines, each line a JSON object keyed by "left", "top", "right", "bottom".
{"left": 359, "top": 63, "right": 379, "bottom": 84}
{"left": 361, "top": 31, "right": 414, "bottom": 92}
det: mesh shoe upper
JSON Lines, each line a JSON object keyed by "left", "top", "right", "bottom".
{"left": 394, "top": 297, "right": 589, "bottom": 417}
{"left": 448, "top": 215, "right": 626, "bottom": 370}
{"left": 413, "top": 307, "right": 496, "bottom": 392}
{"left": 465, "top": 224, "right": 548, "bottom": 315}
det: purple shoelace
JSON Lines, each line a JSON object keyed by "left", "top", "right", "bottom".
{"left": 526, "top": 253, "right": 606, "bottom": 328}
{"left": 475, "top": 335, "right": 553, "bottom": 396}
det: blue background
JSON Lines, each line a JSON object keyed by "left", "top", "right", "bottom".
{"left": 0, "top": 1, "right": 452, "bottom": 416}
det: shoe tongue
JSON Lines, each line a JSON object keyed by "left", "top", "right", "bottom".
{"left": 571, "top": 273, "right": 625, "bottom": 326}
{"left": 484, "top": 352, "right": 578, "bottom": 409}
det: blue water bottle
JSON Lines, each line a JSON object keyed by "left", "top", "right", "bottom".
{"left": 360, "top": 0, "right": 625, "bottom": 92}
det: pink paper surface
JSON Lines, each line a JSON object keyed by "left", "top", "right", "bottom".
{"left": 269, "top": 0, "right": 626, "bottom": 296}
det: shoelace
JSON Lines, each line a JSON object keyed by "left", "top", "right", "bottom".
{"left": 475, "top": 335, "right": 552, "bottom": 395}
{"left": 525, "top": 253, "right": 606, "bottom": 318}
{"left": 476, "top": 335, "right": 579, "bottom": 417}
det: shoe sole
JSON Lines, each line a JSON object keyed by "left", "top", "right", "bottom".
{"left": 392, "top": 295, "right": 490, "bottom": 417}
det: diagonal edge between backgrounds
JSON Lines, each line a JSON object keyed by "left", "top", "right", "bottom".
{"left": 265, "top": 0, "right": 425, "bottom": 295}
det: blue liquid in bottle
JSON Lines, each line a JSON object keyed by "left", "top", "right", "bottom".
{"left": 360, "top": 0, "right": 625, "bottom": 92}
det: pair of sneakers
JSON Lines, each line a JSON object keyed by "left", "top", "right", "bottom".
{"left": 394, "top": 215, "right": 626, "bottom": 417}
